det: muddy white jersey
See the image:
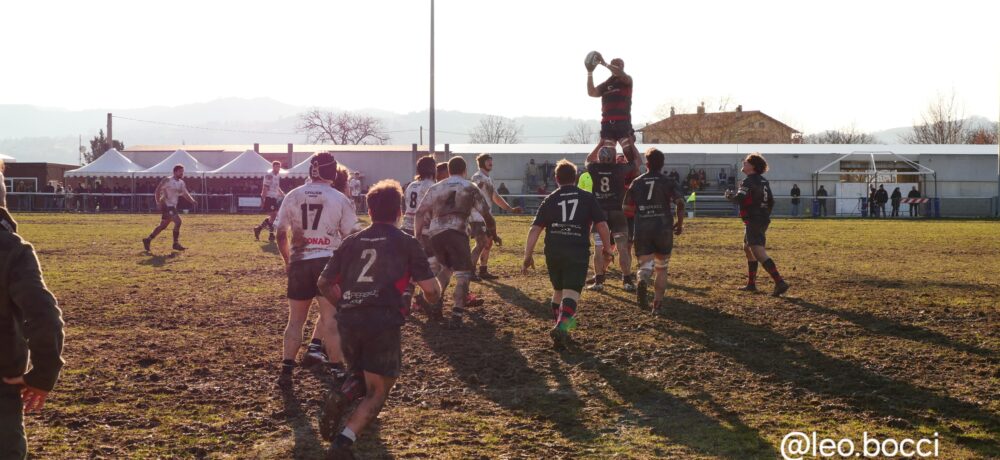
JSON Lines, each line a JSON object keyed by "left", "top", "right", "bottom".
{"left": 274, "top": 182, "right": 358, "bottom": 262}
{"left": 402, "top": 178, "right": 434, "bottom": 231}
{"left": 469, "top": 170, "right": 495, "bottom": 223}
{"left": 262, "top": 173, "right": 282, "bottom": 198}
{"left": 415, "top": 176, "right": 491, "bottom": 237}
{"left": 159, "top": 177, "right": 189, "bottom": 207}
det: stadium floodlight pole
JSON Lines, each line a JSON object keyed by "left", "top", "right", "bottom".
{"left": 429, "top": 0, "right": 436, "bottom": 160}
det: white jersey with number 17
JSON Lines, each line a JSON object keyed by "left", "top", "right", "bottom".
{"left": 273, "top": 182, "right": 358, "bottom": 263}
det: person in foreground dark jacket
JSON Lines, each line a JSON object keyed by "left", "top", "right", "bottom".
{"left": 0, "top": 207, "right": 64, "bottom": 460}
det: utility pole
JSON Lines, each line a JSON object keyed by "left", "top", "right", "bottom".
{"left": 107, "top": 113, "right": 113, "bottom": 151}
{"left": 429, "top": 0, "right": 436, "bottom": 160}
{"left": 420, "top": 126, "right": 424, "bottom": 145}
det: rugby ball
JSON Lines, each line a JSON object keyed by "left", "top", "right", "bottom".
{"left": 585, "top": 51, "right": 603, "bottom": 70}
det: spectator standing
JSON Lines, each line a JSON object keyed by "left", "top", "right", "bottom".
{"left": 907, "top": 186, "right": 921, "bottom": 217}
{"left": 525, "top": 159, "right": 539, "bottom": 190}
{"left": 790, "top": 184, "right": 801, "bottom": 217}
{"left": 349, "top": 172, "right": 363, "bottom": 211}
{"left": 497, "top": 182, "right": 510, "bottom": 197}
{"left": 875, "top": 185, "right": 889, "bottom": 218}
{"left": 816, "top": 185, "right": 828, "bottom": 216}
{"left": 718, "top": 168, "right": 728, "bottom": 186}
{"left": 890, "top": 187, "right": 902, "bottom": 217}
{"left": 868, "top": 186, "right": 878, "bottom": 218}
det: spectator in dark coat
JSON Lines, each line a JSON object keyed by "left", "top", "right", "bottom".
{"left": 790, "top": 184, "right": 801, "bottom": 217}
{"left": 890, "top": 187, "right": 902, "bottom": 217}
{"left": 907, "top": 186, "right": 921, "bottom": 217}
{"left": 816, "top": 185, "right": 828, "bottom": 216}
{"left": 875, "top": 185, "right": 889, "bottom": 218}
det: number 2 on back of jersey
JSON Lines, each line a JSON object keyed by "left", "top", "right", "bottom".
{"left": 558, "top": 199, "right": 578, "bottom": 222}
{"left": 358, "top": 249, "right": 376, "bottom": 282}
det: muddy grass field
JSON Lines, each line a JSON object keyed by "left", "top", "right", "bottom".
{"left": 13, "top": 214, "right": 1000, "bottom": 459}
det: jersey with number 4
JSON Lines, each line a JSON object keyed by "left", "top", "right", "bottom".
{"left": 532, "top": 185, "right": 606, "bottom": 250}
{"left": 402, "top": 178, "right": 434, "bottom": 232}
{"left": 321, "top": 223, "right": 434, "bottom": 311}
{"left": 415, "top": 176, "right": 492, "bottom": 238}
{"left": 273, "top": 182, "right": 358, "bottom": 262}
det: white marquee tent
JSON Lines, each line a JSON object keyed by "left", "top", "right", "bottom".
{"left": 207, "top": 150, "right": 278, "bottom": 178}
{"left": 135, "top": 149, "right": 212, "bottom": 178}
{"left": 64, "top": 149, "right": 144, "bottom": 178}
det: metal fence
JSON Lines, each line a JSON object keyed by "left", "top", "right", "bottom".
{"left": 5, "top": 192, "right": 998, "bottom": 218}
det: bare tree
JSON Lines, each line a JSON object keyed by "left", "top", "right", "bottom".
{"left": 804, "top": 124, "right": 878, "bottom": 144}
{"left": 901, "top": 92, "right": 967, "bottom": 144}
{"left": 469, "top": 115, "right": 522, "bottom": 144}
{"left": 561, "top": 122, "right": 596, "bottom": 144}
{"left": 297, "top": 109, "right": 389, "bottom": 145}
{"left": 965, "top": 123, "right": 999, "bottom": 144}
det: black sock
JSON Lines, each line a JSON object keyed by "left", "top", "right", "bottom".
{"left": 761, "top": 258, "right": 783, "bottom": 282}
{"left": 595, "top": 274, "right": 606, "bottom": 284}
{"left": 281, "top": 359, "right": 295, "bottom": 374}
{"left": 550, "top": 302, "right": 560, "bottom": 320}
{"left": 310, "top": 338, "right": 322, "bottom": 347}
{"left": 333, "top": 433, "right": 355, "bottom": 448}
{"left": 747, "top": 261, "right": 759, "bottom": 285}
{"left": 172, "top": 230, "right": 180, "bottom": 243}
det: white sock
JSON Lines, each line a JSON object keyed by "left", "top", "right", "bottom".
{"left": 340, "top": 427, "right": 357, "bottom": 442}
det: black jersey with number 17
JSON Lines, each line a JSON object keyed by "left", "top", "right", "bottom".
{"left": 532, "top": 185, "right": 607, "bottom": 250}
{"left": 587, "top": 162, "right": 632, "bottom": 211}
{"left": 321, "top": 223, "right": 434, "bottom": 312}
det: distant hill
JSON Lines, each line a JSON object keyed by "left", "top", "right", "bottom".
{"left": 0, "top": 98, "right": 599, "bottom": 163}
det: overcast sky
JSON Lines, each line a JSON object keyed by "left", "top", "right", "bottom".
{"left": 2, "top": 0, "right": 998, "bottom": 133}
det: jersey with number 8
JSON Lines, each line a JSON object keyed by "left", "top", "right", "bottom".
{"left": 273, "top": 182, "right": 358, "bottom": 262}
{"left": 402, "top": 178, "right": 434, "bottom": 232}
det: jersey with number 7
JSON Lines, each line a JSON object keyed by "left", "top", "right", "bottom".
{"left": 273, "top": 182, "right": 358, "bottom": 263}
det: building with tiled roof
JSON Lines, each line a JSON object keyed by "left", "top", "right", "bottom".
{"left": 638, "top": 104, "right": 800, "bottom": 144}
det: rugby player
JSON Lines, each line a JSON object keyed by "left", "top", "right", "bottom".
{"left": 317, "top": 180, "right": 441, "bottom": 458}
{"left": 142, "top": 164, "right": 198, "bottom": 252}
{"left": 273, "top": 153, "right": 359, "bottom": 388}
{"left": 254, "top": 161, "right": 285, "bottom": 242}
{"left": 623, "top": 148, "right": 685, "bottom": 313}
{"left": 724, "top": 153, "right": 790, "bottom": 297}
{"left": 470, "top": 154, "right": 522, "bottom": 281}
{"left": 414, "top": 156, "right": 496, "bottom": 329}
{"left": 401, "top": 156, "right": 437, "bottom": 311}
{"left": 587, "top": 56, "right": 640, "bottom": 172}
{"left": 585, "top": 146, "right": 639, "bottom": 292}
{"left": 522, "top": 160, "right": 612, "bottom": 347}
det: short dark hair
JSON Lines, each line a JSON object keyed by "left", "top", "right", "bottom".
{"left": 415, "top": 155, "right": 436, "bottom": 180}
{"left": 611, "top": 58, "right": 624, "bottom": 69}
{"left": 436, "top": 162, "right": 448, "bottom": 180}
{"left": 448, "top": 156, "right": 466, "bottom": 175}
{"left": 367, "top": 179, "right": 403, "bottom": 222}
{"left": 476, "top": 153, "right": 492, "bottom": 168}
{"left": 555, "top": 159, "right": 577, "bottom": 185}
{"left": 271, "top": 161, "right": 281, "bottom": 167}
{"left": 744, "top": 153, "right": 768, "bottom": 174}
{"left": 172, "top": 164, "right": 184, "bottom": 173}
{"left": 644, "top": 148, "right": 664, "bottom": 173}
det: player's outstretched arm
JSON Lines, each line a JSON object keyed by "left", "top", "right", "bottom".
{"left": 492, "top": 192, "right": 521, "bottom": 214}
{"left": 586, "top": 141, "right": 603, "bottom": 164}
{"left": 605, "top": 62, "right": 632, "bottom": 85}
{"left": 521, "top": 225, "right": 544, "bottom": 274}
